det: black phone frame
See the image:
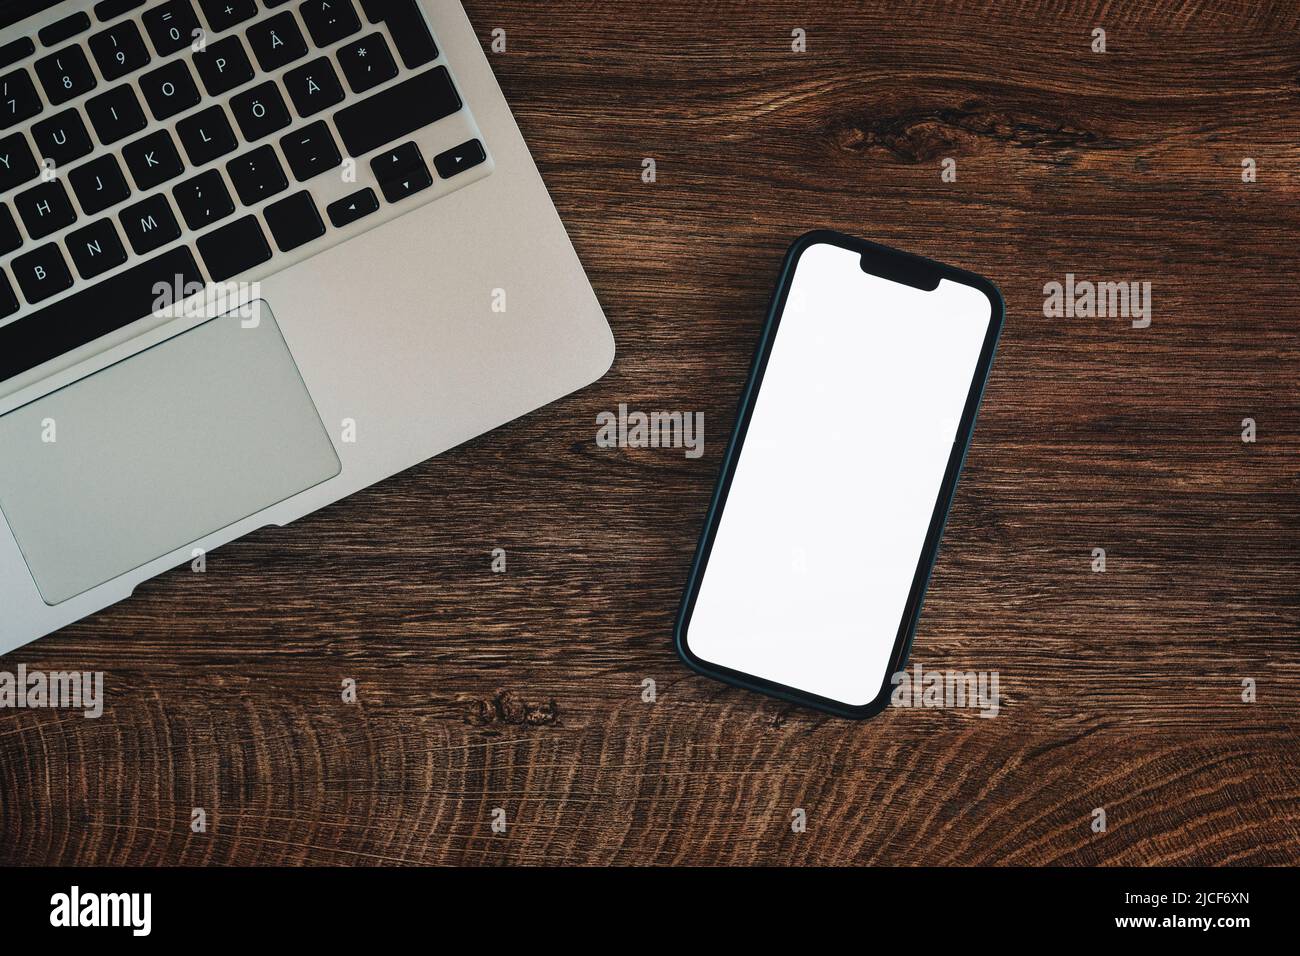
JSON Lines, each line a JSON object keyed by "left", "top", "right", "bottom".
{"left": 673, "top": 229, "right": 1005, "bottom": 719}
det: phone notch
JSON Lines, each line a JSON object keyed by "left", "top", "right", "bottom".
{"left": 859, "top": 249, "right": 941, "bottom": 292}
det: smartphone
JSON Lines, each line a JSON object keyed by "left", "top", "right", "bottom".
{"left": 674, "top": 230, "right": 1004, "bottom": 718}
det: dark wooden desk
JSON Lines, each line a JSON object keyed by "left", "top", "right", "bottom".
{"left": 3, "top": 1, "right": 1297, "bottom": 866}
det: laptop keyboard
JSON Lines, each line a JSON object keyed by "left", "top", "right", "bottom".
{"left": 0, "top": 0, "right": 491, "bottom": 386}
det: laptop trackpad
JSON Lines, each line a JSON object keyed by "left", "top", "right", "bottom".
{"left": 0, "top": 301, "right": 341, "bottom": 605}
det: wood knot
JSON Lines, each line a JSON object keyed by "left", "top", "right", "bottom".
{"left": 829, "top": 102, "right": 1101, "bottom": 163}
{"left": 467, "top": 689, "right": 559, "bottom": 727}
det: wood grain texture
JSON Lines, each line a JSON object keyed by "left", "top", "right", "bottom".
{"left": 2, "top": 0, "right": 1298, "bottom": 866}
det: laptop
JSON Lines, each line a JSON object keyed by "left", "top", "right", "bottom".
{"left": 0, "top": 0, "right": 615, "bottom": 654}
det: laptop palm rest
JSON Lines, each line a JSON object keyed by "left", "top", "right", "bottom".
{"left": 0, "top": 300, "right": 341, "bottom": 606}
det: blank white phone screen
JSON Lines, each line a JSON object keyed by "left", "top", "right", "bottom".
{"left": 686, "top": 242, "right": 992, "bottom": 707}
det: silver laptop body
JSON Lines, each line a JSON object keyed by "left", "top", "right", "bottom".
{"left": 0, "top": 0, "right": 614, "bottom": 653}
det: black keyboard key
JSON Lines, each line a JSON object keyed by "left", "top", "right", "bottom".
{"left": 0, "top": 202, "right": 22, "bottom": 254}
{"left": 39, "top": 12, "right": 92, "bottom": 48}
{"left": 197, "top": 213, "right": 270, "bottom": 280}
{"left": 264, "top": 189, "right": 324, "bottom": 252}
{"left": 371, "top": 141, "right": 431, "bottom": 202}
{"left": 0, "top": 70, "right": 44, "bottom": 128}
{"left": 122, "top": 128, "right": 183, "bottom": 189}
{"left": 225, "top": 144, "right": 286, "bottom": 205}
{"left": 300, "top": 0, "right": 361, "bottom": 48}
{"left": 119, "top": 192, "right": 181, "bottom": 254}
{"left": 142, "top": 0, "right": 202, "bottom": 57}
{"left": 172, "top": 168, "right": 233, "bottom": 229}
{"left": 246, "top": 11, "right": 306, "bottom": 72}
{"left": 193, "top": 33, "right": 253, "bottom": 96}
{"left": 12, "top": 242, "right": 74, "bottom": 303}
{"left": 336, "top": 32, "right": 396, "bottom": 94}
{"left": 31, "top": 109, "right": 93, "bottom": 166}
{"left": 280, "top": 120, "right": 340, "bottom": 181}
{"left": 0, "top": 270, "right": 17, "bottom": 317}
{"left": 0, "top": 38, "right": 35, "bottom": 72}
{"left": 139, "top": 59, "right": 200, "bottom": 120}
{"left": 35, "top": 46, "right": 97, "bottom": 106}
{"left": 14, "top": 179, "right": 76, "bottom": 239}
{"left": 176, "top": 104, "right": 236, "bottom": 165}
{"left": 283, "top": 56, "right": 343, "bottom": 118}
{"left": 229, "top": 80, "right": 290, "bottom": 141}
{"left": 326, "top": 186, "right": 376, "bottom": 227}
{"left": 0, "top": 132, "right": 40, "bottom": 192}
{"left": 333, "top": 67, "right": 460, "bottom": 158}
{"left": 95, "top": 0, "right": 147, "bottom": 21}
{"left": 84, "top": 84, "right": 147, "bottom": 144}
{"left": 65, "top": 217, "right": 128, "bottom": 279}
{"left": 433, "top": 138, "right": 486, "bottom": 179}
{"left": 0, "top": 246, "right": 203, "bottom": 383}
{"left": 375, "top": 0, "right": 437, "bottom": 69}
{"left": 198, "top": 0, "right": 258, "bottom": 32}
{"left": 67, "top": 153, "right": 131, "bottom": 214}
{"left": 88, "top": 19, "right": 152, "bottom": 81}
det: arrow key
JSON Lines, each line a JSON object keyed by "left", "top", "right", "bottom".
{"left": 326, "top": 186, "right": 378, "bottom": 228}
{"left": 433, "top": 139, "right": 486, "bottom": 180}
{"left": 370, "top": 141, "right": 431, "bottom": 204}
